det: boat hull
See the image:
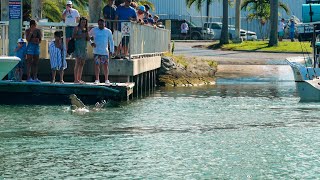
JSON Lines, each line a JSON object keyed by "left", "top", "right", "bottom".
{"left": 287, "top": 57, "right": 320, "bottom": 101}
{"left": 0, "top": 56, "right": 20, "bottom": 80}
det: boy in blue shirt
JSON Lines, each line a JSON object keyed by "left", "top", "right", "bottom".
{"left": 14, "top": 38, "right": 27, "bottom": 81}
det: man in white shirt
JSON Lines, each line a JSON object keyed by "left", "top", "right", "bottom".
{"left": 62, "top": 0, "right": 80, "bottom": 52}
{"left": 181, "top": 20, "right": 189, "bottom": 40}
{"left": 89, "top": 19, "right": 114, "bottom": 84}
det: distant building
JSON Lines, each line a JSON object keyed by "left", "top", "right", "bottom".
{"left": 149, "top": 0, "right": 305, "bottom": 39}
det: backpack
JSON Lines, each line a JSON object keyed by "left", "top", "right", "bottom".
{"left": 67, "top": 38, "right": 75, "bottom": 54}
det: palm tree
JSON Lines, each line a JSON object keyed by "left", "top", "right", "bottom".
{"left": 235, "top": 0, "right": 241, "bottom": 42}
{"left": 268, "top": 0, "right": 278, "bottom": 46}
{"left": 220, "top": 0, "right": 229, "bottom": 44}
{"left": 89, "top": 0, "right": 102, "bottom": 23}
{"left": 241, "top": 0, "right": 289, "bottom": 40}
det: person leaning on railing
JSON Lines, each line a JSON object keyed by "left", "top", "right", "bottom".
{"left": 114, "top": 0, "right": 137, "bottom": 58}
{"left": 103, "top": 0, "right": 116, "bottom": 33}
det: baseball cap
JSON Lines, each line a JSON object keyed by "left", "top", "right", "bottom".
{"left": 139, "top": 5, "right": 145, "bottom": 11}
{"left": 17, "top": 38, "right": 25, "bottom": 43}
{"left": 67, "top": 1, "right": 72, "bottom": 5}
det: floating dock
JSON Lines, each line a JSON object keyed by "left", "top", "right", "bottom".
{"left": 0, "top": 81, "right": 134, "bottom": 105}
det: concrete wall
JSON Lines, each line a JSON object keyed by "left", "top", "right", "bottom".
{"left": 36, "top": 56, "right": 161, "bottom": 83}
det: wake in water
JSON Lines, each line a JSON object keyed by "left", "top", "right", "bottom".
{"left": 69, "top": 94, "right": 107, "bottom": 114}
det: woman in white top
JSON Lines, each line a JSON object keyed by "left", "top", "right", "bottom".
{"left": 49, "top": 31, "right": 67, "bottom": 83}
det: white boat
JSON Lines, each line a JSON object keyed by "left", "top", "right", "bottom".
{"left": 0, "top": 56, "right": 20, "bottom": 80}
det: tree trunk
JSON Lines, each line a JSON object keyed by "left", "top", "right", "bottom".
{"left": 268, "top": 0, "right": 278, "bottom": 46}
{"left": 31, "top": 0, "right": 42, "bottom": 20}
{"left": 235, "top": 0, "right": 241, "bottom": 42}
{"left": 1, "top": 0, "right": 9, "bottom": 21}
{"left": 206, "top": 0, "right": 210, "bottom": 22}
{"left": 89, "top": 0, "right": 102, "bottom": 23}
{"left": 220, "top": 0, "right": 229, "bottom": 44}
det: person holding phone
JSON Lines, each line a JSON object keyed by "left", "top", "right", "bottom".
{"left": 62, "top": 1, "right": 80, "bottom": 53}
{"left": 25, "top": 19, "right": 42, "bottom": 82}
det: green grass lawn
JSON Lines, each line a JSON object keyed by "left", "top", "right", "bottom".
{"left": 215, "top": 41, "right": 312, "bottom": 53}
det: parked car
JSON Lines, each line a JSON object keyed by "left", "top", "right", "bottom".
{"left": 204, "top": 22, "right": 257, "bottom": 40}
{"left": 296, "top": 23, "right": 320, "bottom": 41}
{"left": 159, "top": 19, "right": 215, "bottom": 40}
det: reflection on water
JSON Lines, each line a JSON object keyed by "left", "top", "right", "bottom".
{"left": 1, "top": 66, "right": 320, "bottom": 179}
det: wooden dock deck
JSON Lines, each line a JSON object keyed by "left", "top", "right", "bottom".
{"left": 0, "top": 81, "right": 134, "bottom": 105}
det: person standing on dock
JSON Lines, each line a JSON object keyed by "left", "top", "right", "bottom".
{"left": 14, "top": 38, "right": 27, "bottom": 82}
{"left": 103, "top": 0, "right": 117, "bottom": 32}
{"left": 89, "top": 19, "right": 114, "bottom": 84}
{"left": 62, "top": 0, "right": 80, "bottom": 53}
{"left": 114, "top": 0, "right": 137, "bottom": 58}
{"left": 25, "top": 19, "right": 42, "bottom": 82}
{"left": 49, "top": 31, "right": 67, "bottom": 84}
{"left": 72, "top": 17, "right": 89, "bottom": 84}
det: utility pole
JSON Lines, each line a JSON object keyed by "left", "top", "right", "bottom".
{"left": 1, "top": 0, "right": 9, "bottom": 20}
{"left": 31, "top": 0, "right": 42, "bottom": 20}
{"left": 89, "top": 0, "right": 102, "bottom": 23}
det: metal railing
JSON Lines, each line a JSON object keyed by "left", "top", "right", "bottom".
{"left": 0, "top": 21, "right": 9, "bottom": 56}
{"left": 19, "top": 21, "right": 170, "bottom": 60}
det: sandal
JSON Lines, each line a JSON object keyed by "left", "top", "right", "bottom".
{"left": 60, "top": 80, "right": 65, "bottom": 84}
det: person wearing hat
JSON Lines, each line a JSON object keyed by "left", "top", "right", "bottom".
{"left": 289, "top": 18, "right": 295, "bottom": 42}
{"left": 49, "top": 31, "right": 67, "bottom": 84}
{"left": 62, "top": 0, "right": 80, "bottom": 53}
{"left": 137, "top": 5, "right": 145, "bottom": 23}
{"left": 13, "top": 38, "right": 27, "bottom": 81}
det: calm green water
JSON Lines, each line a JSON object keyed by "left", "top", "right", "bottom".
{"left": 1, "top": 80, "right": 320, "bottom": 179}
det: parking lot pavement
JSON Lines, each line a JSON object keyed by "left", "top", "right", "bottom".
{"left": 173, "top": 41, "right": 309, "bottom": 65}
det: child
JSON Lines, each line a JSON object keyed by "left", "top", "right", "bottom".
{"left": 49, "top": 31, "right": 67, "bottom": 83}
{"left": 14, "top": 38, "right": 27, "bottom": 81}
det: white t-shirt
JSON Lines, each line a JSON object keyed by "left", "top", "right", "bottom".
{"left": 63, "top": 8, "right": 80, "bottom": 25}
{"left": 89, "top": 27, "right": 114, "bottom": 55}
{"left": 278, "top": 21, "right": 285, "bottom": 32}
{"left": 181, "top": 22, "right": 189, "bottom": 33}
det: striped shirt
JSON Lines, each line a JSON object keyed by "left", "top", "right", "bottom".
{"left": 49, "top": 41, "right": 67, "bottom": 70}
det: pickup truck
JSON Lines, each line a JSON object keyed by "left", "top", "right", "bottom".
{"left": 297, "top": 23, "right": 320, "bottom": 41}
{"left": 159, "top": 19, "right": 215, "bottom": 40}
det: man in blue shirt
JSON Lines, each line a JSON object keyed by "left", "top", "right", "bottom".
{"left": 115, "top": 0, "right": 137, "bottom": 57}
{"left": 103, "top": 0, "right": 116, "bottom": 32}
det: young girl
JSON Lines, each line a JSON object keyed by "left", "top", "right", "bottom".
{"left": 49, "top": 31, "right": 67, "bottom": 83}
{"left": 14, "top": 38, "right": 27, "bottom": 81}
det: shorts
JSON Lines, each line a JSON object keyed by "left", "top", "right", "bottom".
{"left": 121, "top": 36, "right": 130, "bottom": 46}
{"left": 66, "top": 27, "right": 74, "bottom": 38}
{"left": 94, "top": 54, "right": 109, "bottom": 65}
{"left": 278, "top": 31, "right": 284, "bottom": 37}
{"left": 27, "top": 43, "right": 40, "bottom": 55}
{"left": 15, "top": 60, "right": 24, "bottom": 69}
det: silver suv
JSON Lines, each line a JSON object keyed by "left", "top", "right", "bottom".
{"left": 204, "top": 22, "right": 257, "bottom": 40}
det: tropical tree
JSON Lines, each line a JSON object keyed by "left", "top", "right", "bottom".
{"left": 235, "top": 0, "right": 241, "bottom": 42}
{"left": 220, "top": 0, "right": 229, "bottom": 44}
{"left": 241, "top": 0, "right": 289, "bottom": 40}
{"left": 268, "top": 0, "right": 278, "bottom": 46}
{"left": 185, "top": 0, "right": 231, "bottom": 44}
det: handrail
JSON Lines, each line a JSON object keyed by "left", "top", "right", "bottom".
{"left": 0, "top": 21, "right": 9, "bottom": 56}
